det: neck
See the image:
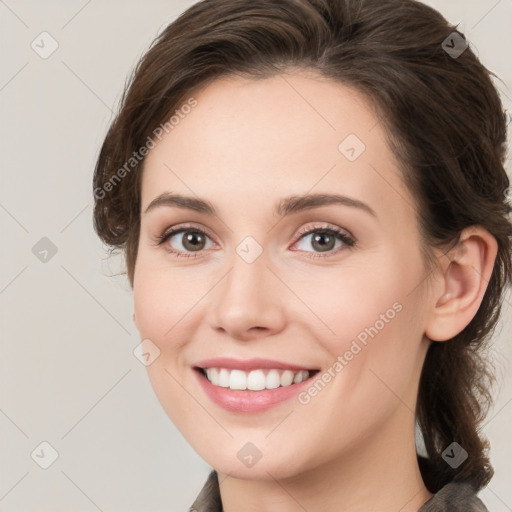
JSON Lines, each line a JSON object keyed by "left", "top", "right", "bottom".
{"left": 217, "top": 409, "right": 433, "bottom": 512}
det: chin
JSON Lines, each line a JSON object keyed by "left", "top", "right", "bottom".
{"left": 198, "top": 444, "right": 311, "bottom": 481}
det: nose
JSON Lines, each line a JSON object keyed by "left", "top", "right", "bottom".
{"left": 208, "top": 249, "right": 287, "bottom": 342}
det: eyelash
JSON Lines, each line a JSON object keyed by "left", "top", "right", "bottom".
{"left": 154, "top": 222, "right": 356, "bottom": 260}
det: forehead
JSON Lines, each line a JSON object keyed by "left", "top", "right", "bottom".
{"left": 140, "top": 72, "right": 411, "bottom": 220}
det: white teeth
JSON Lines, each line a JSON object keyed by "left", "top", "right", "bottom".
{"left": 229, "top": 369, "right": 247, "bottom": 390}
{"left": 247, "top": 370, "right": 266, "bottom": 391}
{"left": 203, "top": 367, "right": 311, "bottom": 390}
{"left": 206, "top": 368, "right": 217, "bottom": 383}
{"left": 218, "top": 368, "right": 230, "bottom": 387}
{"left": 266, "top": 369, "right": 281, "bottom": 389}
{"left": 280, "top": 370, "right": 294, "bottom": 386}
{"left": 293, "top": 370, "right": 308, "bottom": 384}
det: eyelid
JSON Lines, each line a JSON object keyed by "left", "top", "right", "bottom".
{"left": 154, "top": 222, "right": 216, "bottom": 245}
{"left": 293, "top": 222, "right": 354, "bottom": 241}
{"left": 154, "top": 221, "right": 355, "bottom": 258}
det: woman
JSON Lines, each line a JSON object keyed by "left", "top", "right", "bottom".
{"left": 92, "top": 0, "right": 511, "bottom": 510}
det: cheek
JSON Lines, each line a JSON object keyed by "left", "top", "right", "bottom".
{"left": 305, "top": 251, "right": 426, "bottom": 396}
{"left": 295, "top": 258, "right": 414, "bottom": 346}
{"left": 133, "top": 259, "right": 206, "bottom": 347}
{"left": 133, "top": 266, "right": 202, "bottom": 435}
{"left": 133, "top": 240, "right": 425, "bottom": 359}
{"left": 292, "top": 300, "right": 423, "bottom": 465}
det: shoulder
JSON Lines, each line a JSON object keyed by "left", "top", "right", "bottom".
{"left": 419, "top": 481, "right": 489, "bottom": 512}
{"left": 189, "top": 470, "right": 222, "bottom": 512}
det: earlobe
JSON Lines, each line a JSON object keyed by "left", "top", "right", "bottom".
{"left": 425, "top": 227, "right": 498, "bottom": 342}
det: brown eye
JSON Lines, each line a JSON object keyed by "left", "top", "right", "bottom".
{"left": 293, "top": 226, "right": 355, "bottom": 257}
{"left": 310, "top": 232, "right": 337, "bottom": 252}
{"left": 159, "top": 226, "right": 214, "bottom": 258}
{"left": 179, "top": 230, "right": 207, "bottom": 251}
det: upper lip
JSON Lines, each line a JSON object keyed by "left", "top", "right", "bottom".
{"left": 194, "top": 357, "right": 318, "bottom": 372}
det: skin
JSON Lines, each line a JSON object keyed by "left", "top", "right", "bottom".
{"left": 132, "top": 70, "right": 497, "bottom": 512}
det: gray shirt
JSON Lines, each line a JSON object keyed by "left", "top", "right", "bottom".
{"left": 189, "top": 469, "right": 489, "bottom": 512}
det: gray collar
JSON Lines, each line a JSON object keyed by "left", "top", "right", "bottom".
{"left": 190, "top": 470, "right": 489, "bottom": 512}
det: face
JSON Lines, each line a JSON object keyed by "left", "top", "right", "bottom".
{"left": 133, "top": 71, "right": 433, "bottom": 480}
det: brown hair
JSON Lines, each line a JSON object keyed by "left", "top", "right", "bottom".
{"left": 93, "top": 0, "right": 512, "bottom": 492}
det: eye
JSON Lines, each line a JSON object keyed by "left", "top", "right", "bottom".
{"left": 291, "top": 223, "right": 355, "bottom": 258}
{"left": 156, "top": 224, "right": 214, "bottom": 259}
{"left": 154, "top": 222, "right": 355, "bottom": 259}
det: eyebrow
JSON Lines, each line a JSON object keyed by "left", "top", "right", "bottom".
{"left": 143, "top": 192, "right": 376, "bottom": 218}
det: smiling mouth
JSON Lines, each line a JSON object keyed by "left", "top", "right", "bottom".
{"left": 195, "top": 367, "right": 320, "bottom": 391}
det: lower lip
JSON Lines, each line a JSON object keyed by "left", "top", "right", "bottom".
{"left": 194, "top": 368, "right": 316, "bottom": 413}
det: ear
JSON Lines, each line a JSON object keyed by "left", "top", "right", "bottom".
{"left": 425, "top": 226, "right": 498, "bottom": 342}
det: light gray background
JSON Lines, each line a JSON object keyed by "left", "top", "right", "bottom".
{"left": 1, "top": 1, "right": 511, "bottom": 510}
